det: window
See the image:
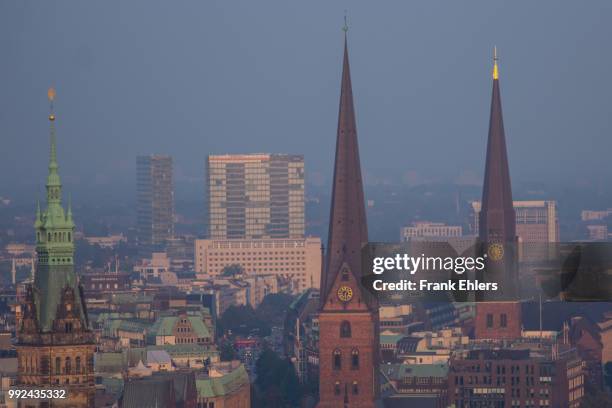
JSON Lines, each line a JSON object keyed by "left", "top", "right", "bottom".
{"left": 76, "top": 356, "right": 81, "bottom": 374}
{"left": 334, "top": 381, "right": 341, "bottom": 396}
{"left": 333, "top": 349, "right": 342, "bottom": 370}
{"left": 500, "top": 313, "right": 508, "bottom": 328}
{"left": 340, "top": 321, "right": 351, "bottom": 338}
{"left": 65, "top": 357, "right": 71, "bottom": 375}
{"left": 351, "top": 349, "right": 359, "bottom": 370}
{"left": 352, "top": 381, "right": 359, "bottom": 395}
{"left": 342, "top": 269, "right": 349, "bottom": 281}
{"left": 55, "top": 357, "right": 61, "bottom": 375}
{"left": 486, "top": 313, "right": 494, "bottom": 328}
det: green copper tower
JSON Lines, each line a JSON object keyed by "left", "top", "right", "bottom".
{"left": 32, "top": 87, "right": 85, "bottom": 332}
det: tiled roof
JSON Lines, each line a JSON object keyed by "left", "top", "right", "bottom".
{"left": 196, "top": 364, "right": 249, "bottom": 398}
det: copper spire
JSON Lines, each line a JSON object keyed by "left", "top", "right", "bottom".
{"left": 320, "top": 31, "right": 370, "bottom": 307}
{"left": 480, "top": 47, "right": 516, "bottom": 243}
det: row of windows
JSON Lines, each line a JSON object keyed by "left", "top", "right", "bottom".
{"left": 37, "top": 231, "right": 72, "bottom": 243}
{"left": 333, "top": 381, "right": 359, "bottom": 396}
{"left": 486, "top": 313, "right": 508, "bottom": 328}
{"left": 332, "top": 349, "right": 359, "bottom": 370}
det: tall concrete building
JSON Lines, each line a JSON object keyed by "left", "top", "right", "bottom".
{"left": 136, "top": 155, "right": 174, "bottom": 252}
{"left": 205, "top": 154, "right": 304, "bottom": 239}
{"left": 16, "top": 89, "right": 95, "bottom": 407}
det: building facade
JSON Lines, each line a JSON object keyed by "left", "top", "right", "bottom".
{"left": 317, "top": 30, "right": 379, "bottom": 408}
{"left": 16, "top": 89, "right": 96, "bottom": 407}
{"left": 194, "top": 237, "right": 322, "bottom": 292}
{"left": 206, "top": 154, "right": 305, "bottom": 240}
{"left": 448, "top": 347, "right": 584, "bottom": 408}
{"left": 137, "top": 155, "right": 175, "bottom": 252}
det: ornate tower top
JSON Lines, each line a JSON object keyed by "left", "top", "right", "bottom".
{"left": 31, "top": 88, "right": 84, "bottom": 332}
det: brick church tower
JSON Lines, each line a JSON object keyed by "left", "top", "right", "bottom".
{"left": 475, "top": 50, "right": 522, "bottom": 340}
{"left": 15, "top": 89, "right": 96, "bottom": 407}
{"left": 317, "top": 26, "right": 379, "bottom": 408}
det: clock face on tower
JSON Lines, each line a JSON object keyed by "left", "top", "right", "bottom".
{"left": 488, "top": 243, "right": 504, "bottom": 262}
{"left": 337, "top": 285, "right": 353, "bottom": 302}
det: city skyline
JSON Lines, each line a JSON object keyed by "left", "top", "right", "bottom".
{"left": 2, "top": 1, "right": 612, "bottom": 197}
{"left": 0, "top": 5, "right": 611, "bottom": 407}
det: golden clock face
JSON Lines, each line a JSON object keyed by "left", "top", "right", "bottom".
{"left": 488, "top": 243, "right": 504, "bottom": 261}
{"left": 337, "top": 285, "right": 353, "bottom": 302}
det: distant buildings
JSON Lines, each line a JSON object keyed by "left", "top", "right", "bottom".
{"left": 194, "top": 237, "right": 322, "bottom": 292}
{"left": 471, "top": 200, "right": 560, "bottom": 261}
{"left": 137, "top": 155, "right": 175, "bottom": 253}
{"left": 401, "top": 221, "right": 463, "bottom": 240}
{"left": 581, "top": 208, "right": 612, "bottom": 221}
{"left": 84, "top": 233, "right": 127, "bottom": 249}
{"left": 205, "top": 154, "right": 305, "bottom": 239}
{"left": 133, "top": 252, "right": 171, "bottom": 281}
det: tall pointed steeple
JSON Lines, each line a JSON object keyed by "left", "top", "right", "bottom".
{"left": 320, "top": 27, "right": 370, "bottom": 308}
{"left": 479, "top": 47, "right": 516, "bottom": 243}
{"left": 317, "top": 24, "right": 379, "bottom": 408}
{"left": 475, "top": 48, "right": 521, "bottom": 340}
{"left": 46, "top": 87, "right": 62, "bottom": 206}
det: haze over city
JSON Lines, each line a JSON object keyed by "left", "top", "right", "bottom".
{"left": 2, "top": 0, "right": 612, "bottom": 202}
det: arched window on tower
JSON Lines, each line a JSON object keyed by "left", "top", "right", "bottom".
{"left": 55, "top": 357, "right": 61, "bottom": 375}
{"left": 342, "top": 269, "right": 349, "bottom": 281}
{"left": 333, "top": 349, "right": 342, "bottom": 370}
{"left": 65, "top": 357, "right": 71, "bottom": 375}
{"left": 351, "top": 349, "right": 359, "bottom": 370}
{"left": 340, "top": 321, "right": 351, "bottom": 338}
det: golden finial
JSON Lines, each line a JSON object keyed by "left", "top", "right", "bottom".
{"left": 48, "top": 87, "right": 56, "bottom": 121}
{"left": 342, "top": 10, "right": 348, "bottom": 33}
{"left": 493, "top": 46, "right": 499, "bottom": 80}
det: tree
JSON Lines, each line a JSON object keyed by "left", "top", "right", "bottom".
{"left": 256, "top": 293, "right": 295, "bottom": 327}
{"left": 220, "top": 342, "right": 236, "bottom": 361}
{"left": 253, "top": 348, "right": 301, "bottom": 408}
{"left": 221, "top": 264, "right": 244, "bottom": 277}
{"left": 218, "top": 305, "right": 271, "bottom": 337}
{"left": 605, "top": 362, "right": 612, "bottom": 390}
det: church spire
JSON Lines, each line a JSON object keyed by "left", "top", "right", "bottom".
{"left": 320, "top": 26, "right": 371, "bottom": 308}
{"left": 46, "top": 87, "right": 62, "bottom": 206}
{"left": 479, "top": 47, "right": 516, "bottom": 243}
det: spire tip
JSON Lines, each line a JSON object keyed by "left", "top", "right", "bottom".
{"left": 492, "top": 46, "right": 499, "bottom": 80}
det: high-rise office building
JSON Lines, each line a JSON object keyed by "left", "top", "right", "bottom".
{"left": 206, "top": 154, "right": 304, "bottom": 239}
{"left": 136, "top": 155, "right": 174, "bottom": 252}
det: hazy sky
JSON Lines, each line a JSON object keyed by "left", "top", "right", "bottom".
{"left": 1, "top": 1, "right": 611, "bottom": 198}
